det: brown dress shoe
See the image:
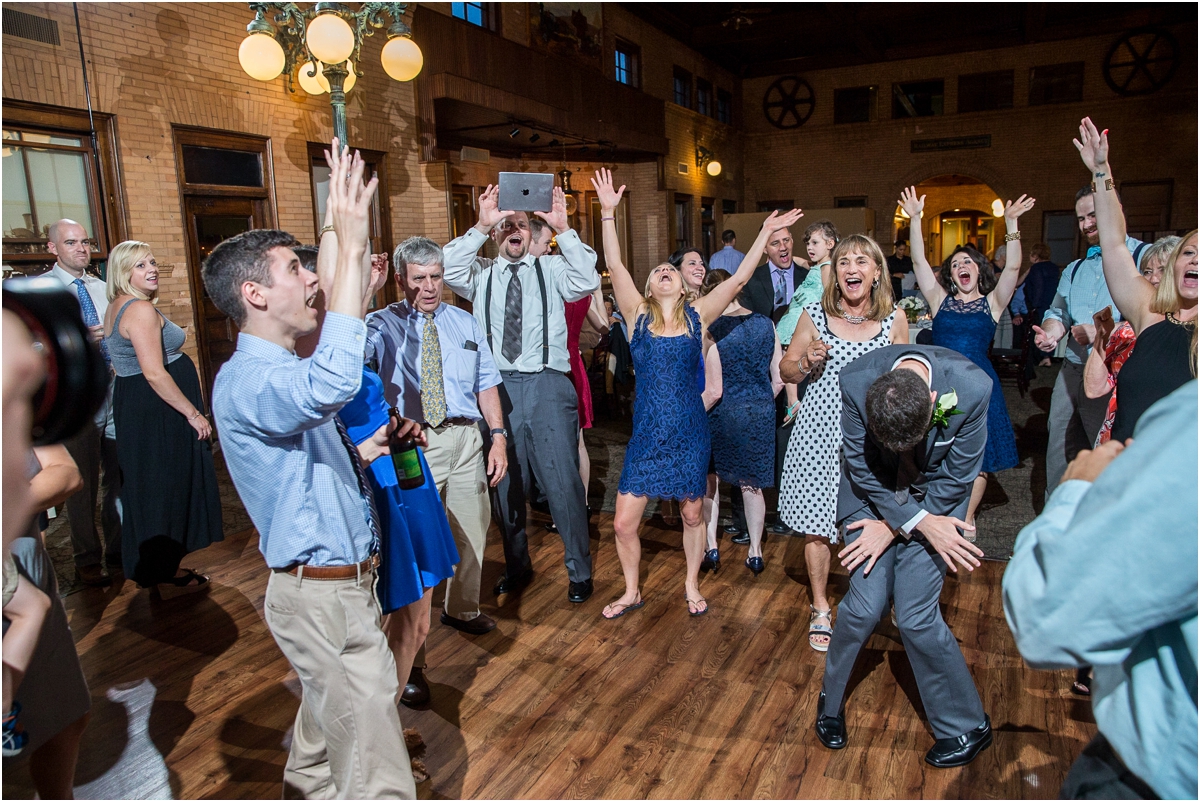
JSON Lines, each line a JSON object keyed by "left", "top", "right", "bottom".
{"left": 75, "top": 564, "right": 112, "bottom": 587}
{"left": 440, "top": 611, "right": 497, "bottom": 635}
{"left": 401, "top": 667, "right": 430, "bottom": 708}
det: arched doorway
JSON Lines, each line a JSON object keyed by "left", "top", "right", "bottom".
{"left": 893, "top": 174, "right": 1004, "bottom": 263}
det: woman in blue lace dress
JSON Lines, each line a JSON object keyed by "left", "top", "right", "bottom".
{"left": 591, "top": 168, "right": 803, "bottom": 619}
{"left": 900, "top": 185, "right": 1036, "bottom": 530}
{"left": 699, "top": 269, "right": 783, "bottom": 576}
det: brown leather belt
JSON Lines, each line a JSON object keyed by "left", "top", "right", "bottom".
{"left": 431, "top": 417, "right": 476, "bottom": 429}
{"left": 283, "top": 553, "right": 379, "bottom": 579}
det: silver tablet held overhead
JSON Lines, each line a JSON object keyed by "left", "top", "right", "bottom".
{"left": 498, "top": 172, "right": 554, "bottom": 213}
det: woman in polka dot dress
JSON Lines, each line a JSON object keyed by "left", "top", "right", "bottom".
{"left": 777, "top": 234, "right": 908, "bottom": 652}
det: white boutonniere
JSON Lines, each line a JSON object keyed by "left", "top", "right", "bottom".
{"left": 929, "top": 389, "right": 963, "bottom": 430}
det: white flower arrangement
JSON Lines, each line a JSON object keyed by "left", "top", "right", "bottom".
{"left": 897, "top": 296, "right": 926, "bottom": 312}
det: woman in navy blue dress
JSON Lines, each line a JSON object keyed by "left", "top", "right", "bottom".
{"left": 699, "top": 270, "right": 783, "bottom": 576}
{"left": 591, "top": 167, "right": 803, "bottom": 619}
{"left": 900, "top": 185, "right": 1035, "bottom": 530}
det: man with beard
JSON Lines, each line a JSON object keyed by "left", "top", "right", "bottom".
{"left": 1032, "top": 187, "right": 1147, "bottom": 492}
{"left": 442, "top": 184, "right": 600, "bottom": 604}
{"left": 742, "top": 222, "right": 809, "bottom": 324}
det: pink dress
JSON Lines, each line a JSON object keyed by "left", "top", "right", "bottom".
{"left": 564, "top": 297, "right": 594, "bottom": 429}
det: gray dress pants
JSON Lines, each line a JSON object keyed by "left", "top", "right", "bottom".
{"left": 1045, "top": 360, "right": 1112, "bottom": 497}
{"left": 62, "top": 418, "right": 123, "bottom": 567}
{"left": 820, "top": 511, "right": 985, "bottom": 740}
{"left": 490, "top": 370, "right": 591, "bottom": 583}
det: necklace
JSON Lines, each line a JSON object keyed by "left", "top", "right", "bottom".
{"left": 1166, "top": 311, "right": 1196, "bottom": 327}
{"left": 837, "top": 300, "right": 867, "bottom": 324}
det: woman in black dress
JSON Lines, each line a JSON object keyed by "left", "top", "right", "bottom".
{"left": 1074, "top": 118, "right": 1196, "bottom": 439}
{"left": 103, "top": 241, "right": 223, "bottom": 595}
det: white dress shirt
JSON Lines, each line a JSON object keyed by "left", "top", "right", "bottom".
{"left": 441, "top": 228, "right": 599, "bottom": 373}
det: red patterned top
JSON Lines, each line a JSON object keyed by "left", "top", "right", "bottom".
{"left": 1095, "top": 321, "right": 1138, "bottom": 446}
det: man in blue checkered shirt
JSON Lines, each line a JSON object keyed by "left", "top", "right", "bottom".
{"left": 206, "top": 143, "right": 418, "bottom": 799}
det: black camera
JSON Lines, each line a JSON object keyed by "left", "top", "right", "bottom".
{"left": 2, "top": 276, "right": 110, "bottom": 445}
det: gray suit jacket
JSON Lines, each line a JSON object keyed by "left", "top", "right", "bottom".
{"left": 836, "top": 344, "right": 991, "bottom": 532}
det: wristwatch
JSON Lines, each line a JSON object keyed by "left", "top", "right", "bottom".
{"left": 490, "top": 427, "right": 508, "bottom": 439}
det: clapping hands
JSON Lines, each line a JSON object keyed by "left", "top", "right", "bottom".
{"left": 323, "top": 137, "right": 378, "bottom": 249}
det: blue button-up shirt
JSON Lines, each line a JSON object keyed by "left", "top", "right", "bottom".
{"left": 1003, "top": 381, "right": 1197, "bottom": 799}
{"left": 708, "top": 245, "right": 745, "bottom": 273}
{"left": 1042, "top": 236, "right": 1144, "bottom": 364}
{"left": 213, "top": 313, "right": 375, "bottom": 569}
{"left": 365, "top": 300, "right": 502, "bottom": 423}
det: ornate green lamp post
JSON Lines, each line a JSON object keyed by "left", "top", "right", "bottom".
{"left": 237, "top": 2, "right": 423, "bottom": 144}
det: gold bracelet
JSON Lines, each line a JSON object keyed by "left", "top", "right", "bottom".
{"left": 320, "top": 223, "right": 336, "bottom": 235}
{"left": 1004, "top": 232, "right": 1021, "bottom": 242}
{"left": 1104, "top": 178, "right": 1115, "bottom": 192}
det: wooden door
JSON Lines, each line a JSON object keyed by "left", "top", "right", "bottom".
{"left": 183, "top": 195, "right": 269, "bottom": 399}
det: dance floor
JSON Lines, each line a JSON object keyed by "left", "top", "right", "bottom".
{"left": 4, "top": 513, "right": 1095, "bottom": 799}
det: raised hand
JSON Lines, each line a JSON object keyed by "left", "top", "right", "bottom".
{"left": 898, "top": 186, "right": 925, "bottom": 220}
{"left": 762, "top": 207, "right": 804, "bottom": 234}
{"left": 475, "top": 184, "right": 506, "bottom": 231}
{"left": 1004, "top": 194, "right": 1036, "bottom": 221}
{"left": 368, "top": 253, "right": 390, "bottom": 295}
{"left": 1072, "top": 117, "right": 1109, "bottom": 173}
{"left": 324, "top": 138, "right": 377, "bottom": 249}
{"left": 590, "top": 168, "right": 626, "bottom": 211}
{"left": 535, "top": 185, "right": 570, "bottom": 234}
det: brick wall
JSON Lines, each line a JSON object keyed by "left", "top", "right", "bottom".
{"left": 738, "top": 24, "right": 1198, "bottom": 254}
{"left": 2, "top": 2, "right": 448, "bottom": 359}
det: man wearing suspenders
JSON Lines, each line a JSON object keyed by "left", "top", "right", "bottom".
{"left": 1032, "top": 185, "right": 1145, "bottom": 494}
{"left": 442, "top": 184, "right": 600, "bottom": 604}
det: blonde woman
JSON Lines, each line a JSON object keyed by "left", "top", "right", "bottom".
{"left": 102, "top": 241, "right": 222, "bottom": 595}
{"left": 1073, "top": 117, "right": 1197, "bottom": 441}
{"left": 591, "top": 167, "right": 802, "bottom": 619}
{"left": 778, "top": 235, "right": 908, "bottom": 651}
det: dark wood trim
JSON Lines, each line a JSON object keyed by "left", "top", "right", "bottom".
{"left": 1, "top": 99, "right": 128, "bottom": 262}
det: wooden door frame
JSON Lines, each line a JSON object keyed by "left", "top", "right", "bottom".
{"left": 172, "top": 126, "right": 276, "bottom": 400}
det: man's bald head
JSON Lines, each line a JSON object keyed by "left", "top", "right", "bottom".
{"left": 46, "top": 219, "right": 92, "bottom": 275}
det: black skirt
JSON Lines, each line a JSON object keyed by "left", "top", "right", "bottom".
{"left": 113, "top": 354, "right": 223, "bottom": 586}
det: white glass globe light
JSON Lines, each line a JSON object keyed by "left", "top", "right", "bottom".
{"left": 381, "top": 36, "right": 423, "bottom": 81}
{"left": 706, "top": 160, "right": 722, "bottom": 177}
{"left": 298, "top": 61, "right": 327, "bottom": 95}
{"left": 991, "top": 198, "right": 1004, "bottom": 217}
{"left": 306, "top": 13, "right": 355, "bottom": 65}
{"left": 238, "top": 32, "right": 285, "bottom": 81}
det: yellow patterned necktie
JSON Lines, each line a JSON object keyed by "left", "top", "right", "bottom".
{"left": 420, "top": 311, "right": 447, "bottom": 428}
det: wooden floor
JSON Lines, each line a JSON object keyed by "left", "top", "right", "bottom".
{"left": 4, "top": 512, "right": 1096, "bottom": 800}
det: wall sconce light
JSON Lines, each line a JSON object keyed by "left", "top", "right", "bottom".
{"left": 990, "top": 199, "right": 1004, "bottom": 217}
{"left": 558, "top": 168, "right": 579, "bottom": 217}
{"left": 696, "top": 145, "right": 721, "bottom": 177}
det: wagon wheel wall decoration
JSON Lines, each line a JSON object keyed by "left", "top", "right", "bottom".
{"left": 1103, "top": 28, "right": 1179, "bottom": 96}
{"left": 763, "top": 76, "right": 815, "bottom": 129}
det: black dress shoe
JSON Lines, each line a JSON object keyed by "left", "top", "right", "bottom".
{"left": 924, "top": 715, "right": 992, "bottom": 768}
{"left": 815, "top": 692, "right": 847, "bottom": 749}
{"left": 493, "top": 569, "right": 533, "bottom": 597}
{"left": 440, "top": 611, "right": 497, "bottom": 635}
{"left": 730, "top": 531, "right": 750, "bottom": 545}
{"left": 721, "top": 524, "right": 743, "bottom": 535}
{"left": 544, "top": 521, "right": 559, "bottom": 533}
{"left": 769, "top": 522, "right": 792, "bottom": 535}
{"left": 401, "top": 667, "right": 430, "bottom": 708}
{"left": 568, "top": 578, "right": 593, "bottom": 603}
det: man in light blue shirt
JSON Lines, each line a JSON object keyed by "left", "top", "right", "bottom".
{"left": 1032, "top": 186, "right": 1145, "bottom": 492}
{"left": 1004, "top": 381, "right": 1197, "bottom": 800}
{"left": 708, "top": 229, "right": 745, "bottom": 273}
{"left": 442, "top": 183, "right": 599, "bottom": 604}
{"left": 367, "top": 236, "right": 506, "bottom": 651}
{"left": 207, "top": 145, "right": 417, "bottom": 798}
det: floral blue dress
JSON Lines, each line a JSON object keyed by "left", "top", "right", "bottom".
{"left": 340, "top": 367, "right": 458, "bottom": 613}
{"left": 932, "top": 295, "right": 1020, "bottom": 473}
{"left": 618, "top": 304, "right": 710, "bottom": 500}
{"left": 708, "top": 313, "right": 776, "bottom": 488}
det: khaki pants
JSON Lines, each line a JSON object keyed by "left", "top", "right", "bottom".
{"left": 265, "top": 567, "right": 415, "bottom": 800}
{"left": 423, "top": 423, "right": 490, "bottom": 621}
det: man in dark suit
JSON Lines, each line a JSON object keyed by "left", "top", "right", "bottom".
{"left": 741, "top": 223, "right": 808, "bottom": 323}
{"left": 815, "top": 344, "right": 992, "bottom": 768}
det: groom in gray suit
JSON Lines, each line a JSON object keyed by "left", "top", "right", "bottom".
{"left": 816, "top": 344, "right": 993, "bottom": 768}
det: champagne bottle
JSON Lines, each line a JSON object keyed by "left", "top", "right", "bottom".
{"left": 388, "top": 407, "right": 425, "bottom": 490}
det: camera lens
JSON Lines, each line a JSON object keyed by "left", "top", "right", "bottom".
{"left": 3, "top": 276, "right": 109, "bottom": 445}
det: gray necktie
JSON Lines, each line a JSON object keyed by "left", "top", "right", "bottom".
{"left": 773, "top": 270, "right": 787, "bottom": 307}
{"left": 501, "top": 262, "right": 523, "bottom": 363}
